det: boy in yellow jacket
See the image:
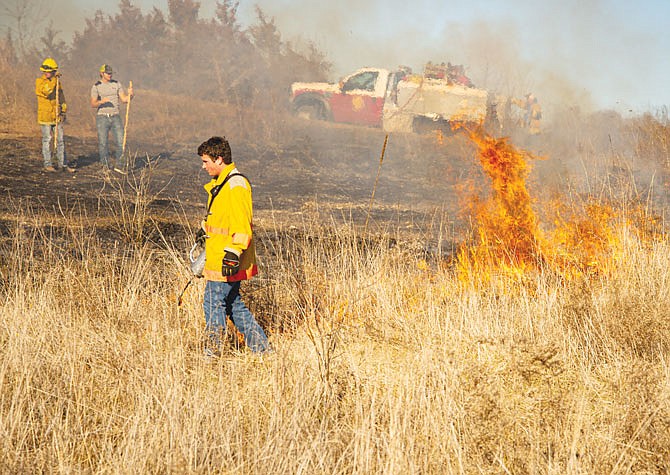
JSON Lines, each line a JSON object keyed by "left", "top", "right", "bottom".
{"left": 197, "top": 136, "right": 270, "bottom": 355}
{"left": 35, "top": 57, "right": 73, "bottom": 172}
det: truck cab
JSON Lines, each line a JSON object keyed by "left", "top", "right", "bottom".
{"left": 330, "top": 68, "right": 390, "bottom": 126}
{"left": 290, "top": 68, "right": 392, "bottom": 127}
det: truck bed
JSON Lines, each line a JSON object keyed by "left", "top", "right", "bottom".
{"left": 396, "top": 77, "right": 488, "bottom": 123}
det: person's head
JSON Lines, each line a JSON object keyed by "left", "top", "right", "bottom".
{"left": 40, "top": 57, "right": 58, "bottom": 77}
{"left": 198, "top": 136, "right": 232, "bottom": 176}
{"left": 99, "top": 64, "right": 113, "bottom": 80}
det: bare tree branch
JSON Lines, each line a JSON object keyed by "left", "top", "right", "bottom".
{"left": 0, "top": 0, "right": 50, "bottom": 58}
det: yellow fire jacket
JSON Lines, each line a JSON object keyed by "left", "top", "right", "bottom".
{"left": 203, "top": 163, "right": 257, "bottom": 282}
{"left": 511, "top": 97, "right": 541, "bottom": 134}
{"left": 528, "top": 102, "right": 542, "bottom": 135}
{"left": 35, "top": 76, "right": 66, "bottom": 125}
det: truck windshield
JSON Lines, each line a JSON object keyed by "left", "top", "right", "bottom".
{"left": 342, "top": 71, "right": 378, "bottom": 92}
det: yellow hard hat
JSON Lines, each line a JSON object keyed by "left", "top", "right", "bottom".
{"left": 99, "top": 64, "right": 113, "bottom": 74}
{"left": 40, "top": 57, "right": 58, "bottom": 72}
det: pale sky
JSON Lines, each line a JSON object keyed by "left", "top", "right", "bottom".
{"left": 13, "top": 0, "right": 670, "bottom": 115}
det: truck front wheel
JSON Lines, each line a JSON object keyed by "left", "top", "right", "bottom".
{"left": 295, "top": 102, "right": 325, "bottom": 121}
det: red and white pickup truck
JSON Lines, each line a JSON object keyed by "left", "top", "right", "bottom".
{"left": 289, "top": 65, "right": 499, "bottom": 133}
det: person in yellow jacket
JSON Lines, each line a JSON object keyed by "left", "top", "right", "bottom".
{"left": 512, "top": 93, "right": 542, "bottom": 135}
{"left": 35, "top": 57, "right": 74, "bottom": 172}
{"left": 197, "top": 136, "right": 270, "bottom": 355}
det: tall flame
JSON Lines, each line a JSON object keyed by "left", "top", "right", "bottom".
{"left": 457, "top": 128, "right": 546, "bottom": 281}
{"left": 456, "top": 127, "right": 660, "bottom": 283}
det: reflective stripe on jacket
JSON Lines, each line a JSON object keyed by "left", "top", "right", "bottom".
{"left": 203, "top": 163, "right": 258, "bottom": 282}
{"left": 35, "top": 76, "right": 65, "bottom": 125}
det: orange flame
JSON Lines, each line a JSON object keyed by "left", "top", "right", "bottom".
{"left": 457, "top": 127, "right": 546, "bottom": 281}
{"left": 456, "top": 126, "right": 661, "bottom": 283}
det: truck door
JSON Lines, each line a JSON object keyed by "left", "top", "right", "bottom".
{"left": 329, "top": 70, "right": 386, "bottom": 126}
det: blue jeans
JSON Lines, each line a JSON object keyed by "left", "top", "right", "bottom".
{"left": 95, "top": 114, "right": 124, "bottom": 168}
{"left": 204, "top": 280, "right": 269, "bottom": 353}
{"left": 41, "top": 124, "right": 65, "bottom": 167}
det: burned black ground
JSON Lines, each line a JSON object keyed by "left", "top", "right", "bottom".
{"left": 0, "top": 123, "right": 476, "bottom": 235}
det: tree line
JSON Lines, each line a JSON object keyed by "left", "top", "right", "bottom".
{"left": 1, "top": 0, "right": 331, "bottom": 107}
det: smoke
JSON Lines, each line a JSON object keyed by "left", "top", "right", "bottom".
{"left": 234, "top": 0, "right": 667, "bottom": 115}
{"left": 34, "top": 0, "right": 668, "bottom": 114}
{"left": 39, "top": 0, "right": 90, "bottom": 44}
{"left": 12, "top": 0, "right": 666, "bottom": 116}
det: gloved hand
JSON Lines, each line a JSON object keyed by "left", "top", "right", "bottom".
{"left": 221, "top": 250, "right": 240, "bottom": 277}
{"left": 61, "top": 103, "right": 67, "bottom": 113}
{"left": 195, "top": 227, "right": 206, "bottom": 245}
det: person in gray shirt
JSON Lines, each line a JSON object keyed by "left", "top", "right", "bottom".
{"left": 90, "top": 64, "right": 134, "bottom": 174}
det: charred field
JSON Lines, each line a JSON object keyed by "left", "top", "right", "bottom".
{"left": 0, "top": 118, "right": 482, "bottom": 254}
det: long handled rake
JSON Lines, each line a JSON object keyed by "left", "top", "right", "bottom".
{"left": 177, "top": 277, "right": 194, "bottom": 307}
{"left": 53, "top": 74, "right": 60, "bottom": 154}
{"left": 122, "top": 80, "right": 132, "bottom": 156}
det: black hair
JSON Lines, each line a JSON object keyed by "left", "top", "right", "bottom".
{"left": 197, "top": 136, "right": 232, "bottom": 164}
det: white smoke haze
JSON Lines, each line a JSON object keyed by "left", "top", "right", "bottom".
{"left": 17, "top": 0, "right": 667, "bottom": 116}
{"left": 230, "top": 0, "right": 668, "bottom": 115}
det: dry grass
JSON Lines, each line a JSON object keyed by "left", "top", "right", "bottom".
{"left": 3, "top": 54, "right": 670, "bottom": 474}
{"left": 1, "top": 196, "right": 670, "bottom": 474}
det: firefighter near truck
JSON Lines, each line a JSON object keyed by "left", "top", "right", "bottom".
{"left": 289, "top": 62, "right": 503, "bottom": 134}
